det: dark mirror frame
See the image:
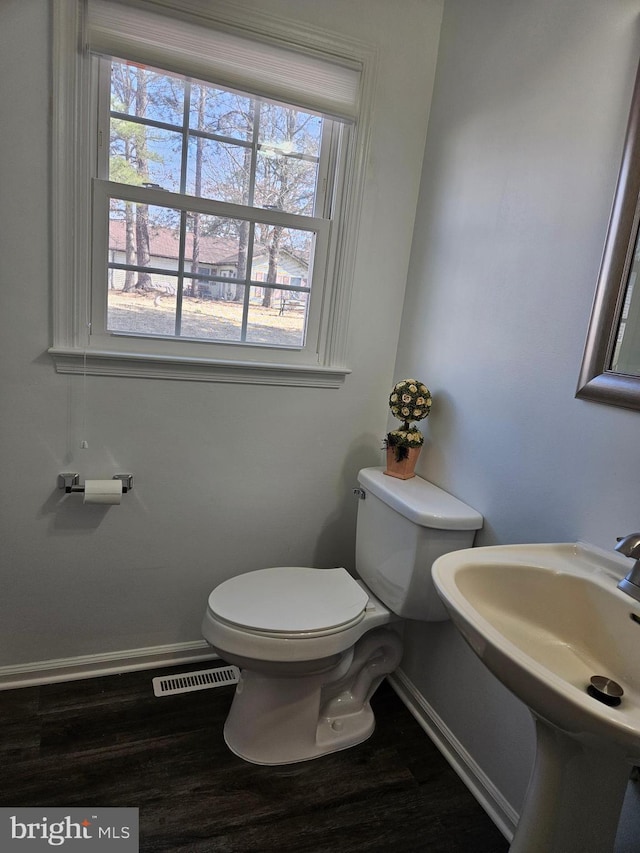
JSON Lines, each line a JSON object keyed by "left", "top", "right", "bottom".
{"left": 577, "top": 57, "right": 640, "bottom": 411}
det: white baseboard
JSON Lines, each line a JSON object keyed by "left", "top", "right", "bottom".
{"left": 0, "top": 641, "right": 219, "bottom": 690}
{"left": 388, "top": 668, "right": 518, "bottom": 843}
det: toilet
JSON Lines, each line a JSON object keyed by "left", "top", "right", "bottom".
{"left": 201, "top": 466, "right": 482, "bottom": 765}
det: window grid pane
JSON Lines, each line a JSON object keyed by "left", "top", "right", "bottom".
{"left": 107, "top": 196, "right": 316, "bottom": 347}
{"left": 104, "top": 58, "right": 327, "bottom": 349}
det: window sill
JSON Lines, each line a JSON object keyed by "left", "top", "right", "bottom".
{"left": 48, "top": 347, "right": 350, "bottom": 388}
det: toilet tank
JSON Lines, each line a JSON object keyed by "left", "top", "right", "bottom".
{"left": 355, "top": 467, "right": 483, "bottom": 621}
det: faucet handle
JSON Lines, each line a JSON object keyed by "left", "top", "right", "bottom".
{"left": 615, "top": 533, "right": 640, "bottom": 559}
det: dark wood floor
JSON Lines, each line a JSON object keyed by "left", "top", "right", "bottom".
{"left": 0, "top": 662, "right": 509, "bottom": 852}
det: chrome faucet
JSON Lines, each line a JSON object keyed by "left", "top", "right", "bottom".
{"left": 615, "top": 533, "right": 640, "bottom": 603}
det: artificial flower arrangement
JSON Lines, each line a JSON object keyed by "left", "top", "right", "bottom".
{"left": 384, "top": 378, "right": 432, "bottom": 464}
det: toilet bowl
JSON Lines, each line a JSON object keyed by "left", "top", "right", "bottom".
{"left": 202, "top": 566, "right": 403, "bottom": 764}
{"left": 202, "top": 467, "right": 483, "bottom": 765}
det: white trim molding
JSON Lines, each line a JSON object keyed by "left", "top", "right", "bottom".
{"left": 389, "top": 668, "right": 518, "bottom": 844}
{"left": 0, "top": 641, "right": 218, "bottom": 690}
{"left": 48, "top": 347, "right": 351, "bottom": 387}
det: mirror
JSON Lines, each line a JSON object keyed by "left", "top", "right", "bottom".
{"left": 577, "top": 57, "right": 640, "bottom": 411}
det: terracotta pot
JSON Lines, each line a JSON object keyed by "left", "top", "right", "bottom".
{"left": 384, "top": 446, "right": 421, "bottom": 480}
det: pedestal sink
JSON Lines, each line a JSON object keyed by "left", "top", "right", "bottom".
{"left": 431, "top": 542, "right": 640, "bottom": 853}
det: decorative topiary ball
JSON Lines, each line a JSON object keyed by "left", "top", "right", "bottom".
{"left": 388, "top": 379, "right": 432, "bottom": 425}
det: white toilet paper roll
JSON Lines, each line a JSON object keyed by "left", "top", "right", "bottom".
{"left": 83, "top": 479, "right": 122, "bottom": 505}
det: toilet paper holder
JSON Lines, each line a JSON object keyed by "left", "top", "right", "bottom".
{"left": 58, "top": 473, "right": 134, "bottom": 494}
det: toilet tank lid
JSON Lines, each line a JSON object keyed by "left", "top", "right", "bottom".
{"left": 357, "top": 467, "right": 483, "bottom": 531}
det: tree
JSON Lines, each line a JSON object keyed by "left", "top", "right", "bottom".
{"left": 256, "top": 106, "right": 316, "bottom": 308}
{"left": 234, "top": 100, "right": 255, "bottom": 302}
{"left": 134, "top": 68, "right": 152, "bottom": 292}
{"left": 109, "top": 62, "right": 163, "bottom": 293}
{"left": 109, "top": 68, "right": 138, "bottom": 292}
{"left": 193, "top": 97, "right": 319, "bottom": 307}
{"left": 174, "top": 86, "right": 256, "bottom": 301}
{"left": 263, "top": 222, "right": 284, "bottom": 308}
{"left": 189, "top": 84, "right": 206, "bottom": 297}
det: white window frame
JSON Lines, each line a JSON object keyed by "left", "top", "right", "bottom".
{"left": 50, "top": 0, "right": 376, "bottom": 387}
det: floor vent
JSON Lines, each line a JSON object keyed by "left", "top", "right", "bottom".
{"left": 152, "top": 665, "right": 240, "bottom": 697}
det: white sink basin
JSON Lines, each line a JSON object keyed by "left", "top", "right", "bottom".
{"left": 432, "top": 541, "right": 640, "bottom": 852}
{"left": 433, "top": 541, "right": 640, "bottom": 755}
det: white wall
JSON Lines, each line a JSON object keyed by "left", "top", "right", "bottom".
{"left": 6, "top": 0, "right": 639, "bottom": 837}
{"left": 0, "top": 0, "right": 442, "bottom": 671}
{"left": 394, "top": 0, "right": 640, "bottom": 830}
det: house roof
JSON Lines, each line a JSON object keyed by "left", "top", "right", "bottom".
{"left": 109, "top": 219, "right": 309, "bottom": 274}
{"left": 109, "top": 220, "right": 240, "bottom": 266}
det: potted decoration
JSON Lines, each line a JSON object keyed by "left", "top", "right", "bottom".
{"left": 383, "top": 379, "right": 432, "bottom": 479}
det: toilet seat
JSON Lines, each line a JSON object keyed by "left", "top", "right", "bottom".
{"left": 207, "top": 566, "right": 370, "bottom": 637}
{"left": 202, "top": 567, "right": 392, "bottom": 663}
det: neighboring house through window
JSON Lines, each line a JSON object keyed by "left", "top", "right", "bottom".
{"left": 51, "top": 0, "right": 375, "bottom": 386}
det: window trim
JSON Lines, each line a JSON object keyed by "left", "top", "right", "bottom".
{"left": 50, "top": 0, "right": 377, "bottom": 387}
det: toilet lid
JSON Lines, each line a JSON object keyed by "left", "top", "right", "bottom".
{"left": 207, "top": 567, "right": 369, "bottom": 635}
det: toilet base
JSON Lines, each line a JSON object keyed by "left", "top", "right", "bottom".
{"left": 223, "top": 628, "right": 403, "bottom": 765}
{"left": 224, "top": 674, "right": 376, "bottom": 766}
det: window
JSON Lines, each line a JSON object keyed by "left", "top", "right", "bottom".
{"left": 97, "top": 59, "right": 332, "bottom": 351}
{"left": 50, "top": 0, "right": 374, "bottom": 386}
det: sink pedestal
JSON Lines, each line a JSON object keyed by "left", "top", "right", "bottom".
{"left": 511, "top": 717, "right": 630, "bottom": 853}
